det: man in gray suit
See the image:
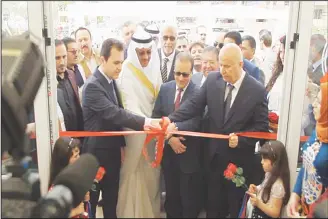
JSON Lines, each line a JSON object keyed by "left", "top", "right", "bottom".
{"left": 309, "top": 34, "right": 326, "bottom": 85}
{"left": 82, "top": 38, "right": 161, "bottom": 218}
{"left": 192, "top": 46, "right": 220, "bottom": 87}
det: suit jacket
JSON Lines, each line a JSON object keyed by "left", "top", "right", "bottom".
{"left": 169, "top": 71, "right": 268, "bottom": 175}
{"left": 57, "top": 69, "right": 83, "bottom": 131}
{"left": 152, "top": 80, "right": 201, "bottom": 173}
{"left": 191, "top": 72, "right": 203, "bottom": 87}
{"left": 243, "top": 58, "right": 260, "bottom": 82}
{"left": 250, "top": 58, "right": 265, "bottom": 85}
{"left": 309, "top": 63, "right": 323, "bottom": 86}
{"left": 82, "top": 68, "right": 145, "bottom": 153}
{"left": 158, "top": 48, "right": 179, "bottom": 82}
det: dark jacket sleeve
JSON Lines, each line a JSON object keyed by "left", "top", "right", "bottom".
{"left": 238, "top": 90, "right": 269, "bottom": 149}
{"left": 152, "top": 85, "right": 164, "bottom": 119}
{"left": 169, "top": 79, "right": 207, "bottom": 122}
{"left": 84, "top": 82, "right": 145, "bottom": 131}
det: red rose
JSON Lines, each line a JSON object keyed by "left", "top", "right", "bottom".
{"left": 268, "top": 112, "right": 279, "bottom": 124}
{"left": 227, "top": 163, "right": 238, "bottom": 174}
{"left": 95, "top": 167, "right": 106, "bottom": 181}
{"left": 224, "top": 169, "right": 234, "bottom": 180}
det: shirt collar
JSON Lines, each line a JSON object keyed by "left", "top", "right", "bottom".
{"left": 313, "top": 59, "right": 322, "bottom": 71}
{"left": 98, "top": 66, "right": 113, "bottom": 84}
{"left": 57, "top": 70, "right": 68, "bottom": 81}
{"left": 227, "top": 70, "right": 246, "bottom": 90}
{"left": 161, "top": 49, "right": 176, "bottom": 62}
{"left": 176, "top": 81, "right": 190, "bottom": 92}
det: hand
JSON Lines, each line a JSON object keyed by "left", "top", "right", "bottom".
{"left": 70, "top": 202, "right": 84, "bottom": 217}
{"left": 229, "top": 133, "right": 238, "bottom": 148}
{"left": 84, "top": 191, "right": 90, "bottom": 202}
{"left": 286, "top": 193, "right": 301, "bottom": 218}
{"left": 144, "top": 118, "right": 162, "bottom": 130}
{"left": 165, "top": 122, "right": 177, "bottom": 139}
{"left": 25, "top": 123, "right": 36, "bottom": 135}
{"left": 121, "top": 147, "right": 125, "bottom": 164}
{"left": 248, "top": 184, "right": 257, "bottom": 194}
{"left": 168, "top": 136, "right": 186, "bottom": 154}
{"left": 246, "top": 192, "right": 259, "bottom": 207}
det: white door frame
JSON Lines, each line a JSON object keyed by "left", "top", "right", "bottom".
{"left": 27, "top": 1, "right": 59, "bottom": 196}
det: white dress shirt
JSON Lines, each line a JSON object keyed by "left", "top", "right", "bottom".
{"left": 98, "top": 67, "right": 151, "bottom": 127}
{"left": 174, "top": 82, "right": 190, "bottom": 103}
{"left": 200, "top": 75, "right": 207, "bottom": 87}
{"left": 312, "top": 59, "right": 322, "bottom": 72}
{"left": 224, "top": 70, "right": 246, "bottom": 107}
{"left": 161, "top": 50, "right": 176, "bottom": 80}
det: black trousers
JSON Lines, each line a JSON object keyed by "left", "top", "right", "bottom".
{"left": 206, "top": 154, "right": 247, "bottom": 218}
{"left": 89, "top": 147, "right": 121, "bottom": 218}
{"left": 163, "top": 159, "right": 202, "bottom": 218}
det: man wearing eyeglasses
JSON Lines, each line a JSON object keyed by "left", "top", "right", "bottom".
{"left": 152, "top": 52, "right": 202, "bottom": 218}
{"left": 62, "top": 37, "right": 86, "bottom": 89}
{"left": 158, "top": 24, "right": 180, "bottom": 83}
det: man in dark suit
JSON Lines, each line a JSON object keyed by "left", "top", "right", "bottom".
{"left": 167, "top": 44, "right": 269, "bottom": 218}
{"left": 224, "top": 31, "right": 262, "bottom": 83}
{"left": 241, "top": 35, "right": 266, "bottom": 85}
{"left": 152, "top": 52, "right": 202, "bottom": 218}
{"left": 82, "top": 38, "right": 161, "bottom": 218}
{"left": 158, "top": 24, "right": 180, "bottom": 83}
{"left": 55, "top": 39, "right": 83, "bottom": 132}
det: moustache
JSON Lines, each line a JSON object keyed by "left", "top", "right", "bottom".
{"left": 194, "top": 56, "right": 202, "bottom": 60}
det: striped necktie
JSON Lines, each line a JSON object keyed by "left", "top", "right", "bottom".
{"left": 161, "top": 58, "right": 169, "bottom": 83}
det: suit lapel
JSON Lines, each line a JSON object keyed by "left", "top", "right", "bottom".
{"left": 94, "top": 70, "right": 118, "bottom": 105}
{"left": 181, "top": 82, "right": 194, "bottom": 103}
{"left": 168, "top": 82, "right": 176, "bottom": 113}
{"left": 168, "top": 51, "right": 178, "bottom": 81}
{"left": 214, "top": 76, "right": 226, "bottom": 128}
{"left": 224, "top": 74, "right": 250, "bottom": 126}
{"left": 113, "top": 80, "right": 123, "bottom": 107}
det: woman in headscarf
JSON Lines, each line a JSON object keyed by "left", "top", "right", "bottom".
{"left": 286, "top": 72, "right": 328, "bottom": 218}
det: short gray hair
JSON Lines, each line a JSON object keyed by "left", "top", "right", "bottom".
{"left": 175, "top": 52, "right": 194, "bottom": 71}
{"left": 203, "top": 46, "right": 219, "bottom": 61}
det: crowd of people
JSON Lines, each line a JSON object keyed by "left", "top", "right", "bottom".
{"left": 26, "top": 20, "right": 327, "bottom": 218}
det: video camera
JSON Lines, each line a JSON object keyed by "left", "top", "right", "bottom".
{"left": 2, "top": 34, "right": 99, "bottom": 218}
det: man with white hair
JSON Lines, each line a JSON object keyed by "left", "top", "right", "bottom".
{"left": 116, "top": 29, "right": 162, "bottom": 218}
{"left": 167, "top": 43, "right": 268, "bottom": 218}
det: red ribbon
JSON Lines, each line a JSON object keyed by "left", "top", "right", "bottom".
{"left": 30, "top": 117, "right": 309, "bottom": 168}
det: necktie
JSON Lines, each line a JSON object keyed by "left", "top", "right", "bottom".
{"left": 161, "top": 58, "right": 169, "bottom": 83}
{"left": 109, "top": 82, "right": 118, "bottom": 104}
{"left": 174, "top": 88, "right": 183, "bottom": 110}
{"left": 74, "top": 65, "right": 84, "bottom": 88}
{"left": 224, "top": 84, "right": 234, "bottom": 120}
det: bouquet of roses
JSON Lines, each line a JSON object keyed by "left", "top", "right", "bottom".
{"left": 223, "top": 163, "right": 248, "bottom": 190}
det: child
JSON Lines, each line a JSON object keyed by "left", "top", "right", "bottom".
{"left": 246, "top": 140, "right": 291, "bottom": 218}
{"left": 49, "top": 137, "right": 90, "bottom": 218}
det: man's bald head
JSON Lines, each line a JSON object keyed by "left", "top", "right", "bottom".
{"left": 219, "top": 43, "right": 244, "bottom": 84}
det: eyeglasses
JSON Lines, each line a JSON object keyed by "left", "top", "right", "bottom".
{"left": 163, "top": 35, "right": 176, "bottom": 42}
{"left": 214, "top": 42, "right": 224, "bottom": 49}
{"left": 174, "top": 72, "right": 190, "bottom": 77}
{"left": 68, "top": 50, "right": 79, "bottom": 55}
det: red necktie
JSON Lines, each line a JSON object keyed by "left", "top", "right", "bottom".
{"left": 174, "top": 88, "right": 183, "bottom": 110}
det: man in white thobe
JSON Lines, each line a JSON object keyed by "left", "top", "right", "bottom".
{"left": 116, "top": 29, "right": 162, "bottom": 218}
